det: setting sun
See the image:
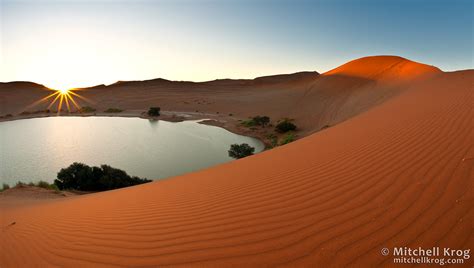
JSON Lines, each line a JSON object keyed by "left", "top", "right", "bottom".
{"left": 57, "top": 88, "right": 70, "bottom": 95}
{"left": 23, "top": 87, "right": 91, "bottom": 115}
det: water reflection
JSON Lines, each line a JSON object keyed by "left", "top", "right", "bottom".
{"left": 0, "top": 117, "right": 264, "bottom": 185}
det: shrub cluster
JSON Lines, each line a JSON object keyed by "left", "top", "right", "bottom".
{"left": 266, "top": 133, "right": 278, "bottom": 148}
{"left": 54, "top": 162, "right": 151, "bottom": 191}
{"left": 104, "top": 108, "right": 123, "bottom": 113}
{"left": 241, "top": 119, "right": 257, "bottom": 127}
{"left": 1, "top": 183, "right": 10, "bottom": 192}
{"left": 147, "top": 107, "right": 161, "bottom": 116}
{"left": 275, "top": 119, "right": 297, "bottom": 133}
{"left": 79, "top": 106, "right": 96, "bottom": 113}
{"left": 252, "top": 115, "right": 270, "bottom": 127}
{"left": 228, "top": 143, "right": 255, "bottom": 159}
{"left": 36, "top": 180, "right": 60, "bottom": 191}
{"left": 241, "top": 115, "right": 270, "bottom": 127}
{"left": 0, "top": 181, "right": 59, "bottom": 192}
{"left": 279, "top": 132, "right": 296, "bottom": 145}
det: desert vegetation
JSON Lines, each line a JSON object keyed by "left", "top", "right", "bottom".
{"left": 104, "top": 108, "right": 123, "bottom": 113}
{"left": 241, "top": 115, "right": 270, "bottom": 127}
{"left": 252, "top": 115, "right": 270, "bottom": 127}
{"left": 1, "top": 180, "right": 59, "bottom": 192}
{"left": 36, "top": 180, "right": 60, "bottom": 191}
{"left": 79, "top": 106, "right": 96, "bottom": 113}
{"left": 54, "top": 162, "right": 151, "bottom": 191}
{"left": 266, "top": 133, "right": 278, "bottom": 148}
{"left": 228, "top": 143, "right": 255, "bottom": 159}
{"left": 238, "top": 116, "right": 299, "bottom": 149}
{"left": 279, "top": 132, "right": 296, "bottom": 145}
{"left": 1, "top": 183, "right": 10, "bottom": 192}
{"left": 147, "top": 107, "right": 161, "bottom": 116}
{"left": 1, "top": 167, "right": 149, "bottom": 193}
{"left": 275, "top": 119, "right": 297, "bottom": 133}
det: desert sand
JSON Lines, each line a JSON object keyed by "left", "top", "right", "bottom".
{"left": 0, "top": 56, "right": 473, "bottom": 267}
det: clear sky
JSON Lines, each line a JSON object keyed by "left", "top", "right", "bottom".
{"left": 0, "top": 0, "right": 472, "bottom": 89}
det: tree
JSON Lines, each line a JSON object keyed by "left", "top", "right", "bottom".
{"left": 275, "top": 120, "right": 297, "bottom": 133}
{"left": 54, "top": 162, "right": 151, "bottom": 191}
{"left": 55, "top": 162, "right": 94, "bottom": 190}
{"left": 147, "top": 107, "right": 161, "bottom": 116}
{"left": 228, "top": 143, "right": 255, "bottom": 159}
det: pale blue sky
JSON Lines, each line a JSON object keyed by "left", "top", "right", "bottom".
{"left": 0, "top": 0, "right": 472, "bottom": 89}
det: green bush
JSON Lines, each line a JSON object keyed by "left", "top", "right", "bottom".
{"left": 147, "top": 107, "right": 161, "bottom": 116}
{"left": 54, "top": 162, "right": 151, "bottom": 191}
{"left": 275, "top": 119, "right": 297, "bottom": 133}
{"left": 241, "top": 116, "right": 271, "bottom": 128}
{"left": 79, "top": 106, "right": 96, "bottom": 113}
{"left": 1, "top": 181, "right": 61, "bottom": 192}
{"left": 266, "top": 133, "right": 278, "bottom": 148}
{"left": 49, "top": 184, "right": 60, "bottom": 192}
{"left": 24, "top": 181, "right": 59, "bottom": 192}
{"left": 104, "top": 108, "right": 123, "bottom": 113}
{"left": 228, "top": 143, "right": 255, "bottom": 159}
{"left": 36, "top": 180, "right": 51, "bottom": 189}
{"left": 279, "top": 132, "right": 296, "bottom": 145}
{"left": 1, "top": 183, "right": 10, "bottom": 191}
{"left": 241, "top": 119, "right": 257, "bottom": 127}
{"left": 252, "top": 116, "right": 270, "bottom": 127}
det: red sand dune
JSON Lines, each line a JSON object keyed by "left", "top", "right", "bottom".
{"left": 324, "top": 55, "right": 441, "bottom": 80}
{"left": 1, "top": 56, "right": 473, "bottom": 267}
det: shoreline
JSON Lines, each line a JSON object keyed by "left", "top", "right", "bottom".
{"left": 0, "top": 109, "right": 278, "bottom": 148}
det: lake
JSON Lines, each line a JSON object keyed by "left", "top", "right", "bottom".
{"left": 0, "top": 117, "right": 264, "bottom": 185}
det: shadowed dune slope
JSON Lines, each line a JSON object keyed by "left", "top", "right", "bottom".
{"left": 1, "top": 67, "right": 473, "bottom": 266}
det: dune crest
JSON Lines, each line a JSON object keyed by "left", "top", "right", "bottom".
{"left": 324, "top": 55, "right": 442, "bottom": 81}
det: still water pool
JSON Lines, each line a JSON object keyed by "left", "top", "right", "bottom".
{"left": 0, "top": 117, "right": 264, "bottom": 185}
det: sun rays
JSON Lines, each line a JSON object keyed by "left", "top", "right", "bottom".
{"left": 26, "top": 87, "right": 93, "bottom": 115}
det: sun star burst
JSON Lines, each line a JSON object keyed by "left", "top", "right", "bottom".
{"left": 24, "top": 87, "right": 93, "bottom": 115}
{"left": 58, "top": 88, "right": 70, "bottom": 95}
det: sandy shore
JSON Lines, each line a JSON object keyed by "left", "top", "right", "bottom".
{"left": 1, "top": 56, "right": 472, "bottom": 267}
